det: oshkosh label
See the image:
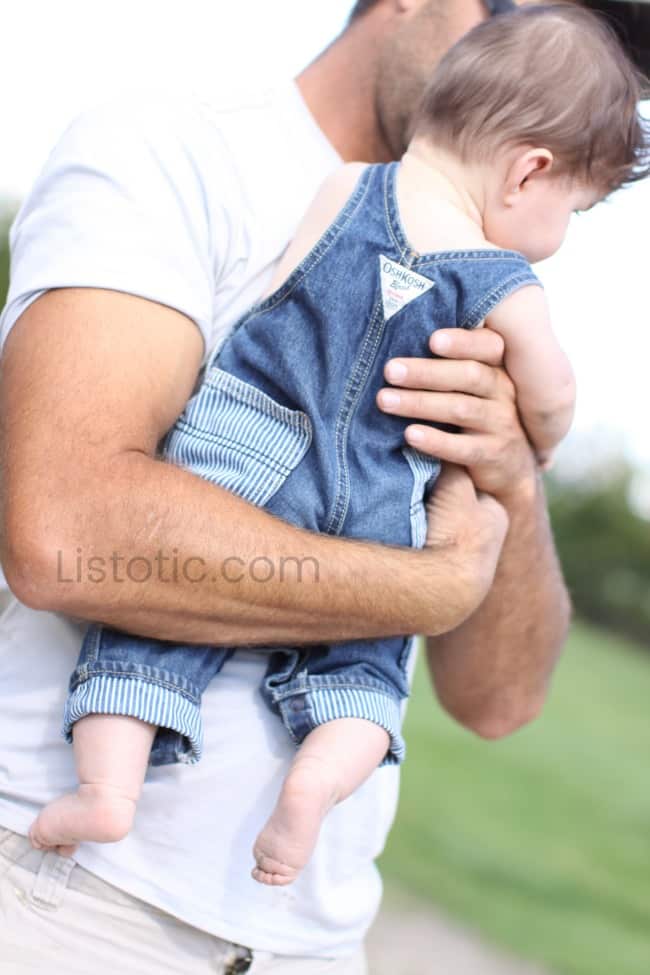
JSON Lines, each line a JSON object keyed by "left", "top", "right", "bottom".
{"left": 379, "top": 255, "right": 434, "bottom": 321}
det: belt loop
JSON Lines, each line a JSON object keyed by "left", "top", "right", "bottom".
{"left": 31, "top": 851, "right": 76, "bottom": 910}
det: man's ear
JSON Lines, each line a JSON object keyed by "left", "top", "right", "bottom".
{"left": 503, "top": 148, "right": 554, "bottom": 207}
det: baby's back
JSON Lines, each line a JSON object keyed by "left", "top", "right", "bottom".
{"left": 165, "top": 162, "right": 538, "bottom": 544}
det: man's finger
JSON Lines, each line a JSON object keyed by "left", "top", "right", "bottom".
{"left": 382, "top": 358, "right": 498, "bottom": 398}
{"left": 429, "top": 327, "right": 505, "bottom": 365}
{"left": 404, "top": 426, "right": 489, "bottom": 466}
{"left": 377, "top": 389, "right": 503, "bottom": 430}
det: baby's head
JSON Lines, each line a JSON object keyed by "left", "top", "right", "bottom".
{"left": 410, "top": 3, "right": 650, "bottom": 262}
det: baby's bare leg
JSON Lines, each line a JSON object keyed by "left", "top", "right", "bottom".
{"left": 252, "top": 718, "right": 390, "bottom": 886}
{"left": 29, "top": 714, "right": 156, "bottom": 856}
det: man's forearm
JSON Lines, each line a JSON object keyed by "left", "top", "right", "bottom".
{"left": 0, "top": 293, "right": 523, "bottom": 653}
{"left": 426, "top": 470, "right": 570, "bottom": 738}
{"left": 1, "top": 292, "right": 466, "bottom": 649}
{"left": 8, "top": 449, "right": 481, "bottom": 647}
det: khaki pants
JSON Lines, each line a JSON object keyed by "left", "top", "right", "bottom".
{"left": 0, "top": 827, "right": 367, "bottom": 974}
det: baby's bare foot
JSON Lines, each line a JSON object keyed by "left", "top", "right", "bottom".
{"left": 29, "top": 783, "right": 137, "bottom": 855}
{"left": 252, "top": 758, "right": 339, "bottom": 886}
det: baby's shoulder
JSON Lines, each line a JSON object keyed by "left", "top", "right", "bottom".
{"left": 297, "top": 162, "right": 370, "bottom": 236}
{"left": 262, "top": 163, "right": 371, "bottom": 298}
{"left": 313, "top": 161, "right": 370, "bottom": 204}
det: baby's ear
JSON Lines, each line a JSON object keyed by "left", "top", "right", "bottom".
{"left": 504, "top": 148, "right": 554, "bottom": 206}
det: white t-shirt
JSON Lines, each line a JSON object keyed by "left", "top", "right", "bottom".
{"left": 0, "top": 82, "right": 405, "bottom": 957}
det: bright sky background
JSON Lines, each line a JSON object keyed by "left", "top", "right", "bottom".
{"left": 2, "top": 0, "right": 649, "bottom": 471}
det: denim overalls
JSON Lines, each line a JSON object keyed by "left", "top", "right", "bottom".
{"left": 64, "top": 162, "right": 540, "bottom": 767}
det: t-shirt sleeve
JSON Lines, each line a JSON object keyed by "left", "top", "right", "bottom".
{"left": 0, "top": 94, "right": 222, "bottom": 355}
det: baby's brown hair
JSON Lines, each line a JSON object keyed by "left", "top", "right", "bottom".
{"left": 412, "top": 3, "right": 650, "bottom": 194}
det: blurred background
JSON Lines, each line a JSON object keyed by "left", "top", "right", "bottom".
{"left": 1, "top": 2, "right": 649, "bottom": 973}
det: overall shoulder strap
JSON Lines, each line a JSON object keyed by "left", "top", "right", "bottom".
{"left": 457, "top": 253, "right": 542, "bottom": 330}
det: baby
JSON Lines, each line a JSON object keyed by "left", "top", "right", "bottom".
{"left": 30, "top": 4, "right": 649, "bottom": 884}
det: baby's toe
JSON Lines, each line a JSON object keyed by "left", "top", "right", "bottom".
{"left": 251, "top": 865, "right": 294, "bottom": 887}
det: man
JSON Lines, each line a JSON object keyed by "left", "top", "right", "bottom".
{"left": 0, "top": 0, "right": 596, "bottom": 971}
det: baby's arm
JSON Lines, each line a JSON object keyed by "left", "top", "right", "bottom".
{"left": 486, "top": 285, "right": 576, "bottom": 466}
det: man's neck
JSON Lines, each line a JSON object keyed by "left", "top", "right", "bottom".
{"left": 295, "top": 18, "right": 393, "bottom": 164}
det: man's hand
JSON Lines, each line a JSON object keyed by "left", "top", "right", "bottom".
{"left": 377, "top": 327, "right": 536, "bottom": 500}
{"left": 423, "top": 463, "right": 509, "bottom": 623}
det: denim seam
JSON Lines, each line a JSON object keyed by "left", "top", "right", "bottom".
{"left": 415, "top": 252, "right": 535, "bottom": 267}
{"left": 459, "top": 273, "right": 540, "bottom": 330}
{"left": 324, "top": 297, "right": 386, "bottom": 534}
{"left": 402, "top": 447, "right": 440, "bottom": 549}
{"left": 227, "top": 166, "right": 375, "bottom": 330}
{"left": 383, "top": 163, "right": 409, "bottom": 261}
{"left": 269, "top": 678, "right": 404, "bottom": 704}
{"left": 82, "top": 624, "right": 103, "bottom": 666}
{"left": 70, "top": 667, "right": 202, "bottom": 704}
{"left": 276, "top": 704, "right": 305, "bottom": 746}
{"left": 398, "top": 633, "right": 418, "bottom": 681}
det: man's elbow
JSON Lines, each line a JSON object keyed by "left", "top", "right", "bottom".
{"left": 440, "top": 634, "right": 569, "bottom": 741}
{"left": 1, "top": 516, "right": 74, "bottom": 612}
{"left": 449, "top": 625, "right": 570, "bottom": 741}
{"left": 461, "top": 693, "right": 547, "bottom": 741}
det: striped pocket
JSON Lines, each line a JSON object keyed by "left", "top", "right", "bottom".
{"left": 402, "top": 446, "right": 441, "bottom": 549}
{"left": 164, "top": 368, "right": 312, "bottom": 507}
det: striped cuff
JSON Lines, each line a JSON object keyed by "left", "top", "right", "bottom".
{"left": 63, "top": 674, "right": 203, "bottom": 764}
{"left": 282, "top": 685, "right": 406, "bottom": 766}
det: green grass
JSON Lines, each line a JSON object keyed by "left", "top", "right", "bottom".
{"left": 379, "top": 621, "right": 650, "bottom": 975}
